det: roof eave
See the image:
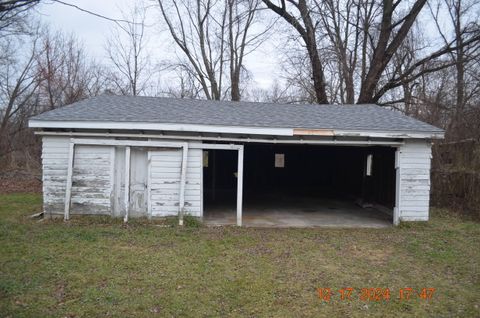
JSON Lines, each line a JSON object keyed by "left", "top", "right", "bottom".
{"left": 333, "top": 129, "right": 444, "bottom": 140}
{"left": 28, "top": 119, "right": 444, "bottom": 140}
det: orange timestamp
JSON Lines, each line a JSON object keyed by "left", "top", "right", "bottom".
{"left": 317, "top": 287, "right": 436, "bottom": 302}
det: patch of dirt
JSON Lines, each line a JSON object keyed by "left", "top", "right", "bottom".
{"left": 346, "top": 244, "right": 393, "bottom": 266}
{"left": 0, "top": 170, "right": 42, "bottom": 193}
{"left": 54, "top": 282, "right": 66, "bottom": 303}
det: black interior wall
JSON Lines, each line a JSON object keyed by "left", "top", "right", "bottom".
{"left": 203, "top": 150, "right": 238, "bottom": 205}
{"left": 368, "top": 146, "right": 396, "bottom": 208}
{"left": 242, "top": 144, "right": 365, "bottom": 199}
{"left": 203, "top": 144, "right": 396, "bottom": 209}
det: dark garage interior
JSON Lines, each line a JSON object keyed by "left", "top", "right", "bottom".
{"left": 203, "top": 144, "right": 396, "bottom": 227}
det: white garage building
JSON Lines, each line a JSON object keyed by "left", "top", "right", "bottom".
{"left": 29, "top": 96, "right": 444, "bottom": 227}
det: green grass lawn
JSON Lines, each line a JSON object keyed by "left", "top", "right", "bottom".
{"left": 0, "top": 193, "right": 479, "bottom": 317}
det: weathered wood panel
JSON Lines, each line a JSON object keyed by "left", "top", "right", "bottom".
{"left": 42, "top": 136, "right": 70, "bottom": 216}
{"left": 70, "top": 145, "right": 114, "bottom": 214}
{"left": 128, "top": 148, "right": 148, "bottom": 217}
{"left": 42, "top": 137, "right": 115, "bottom": 216}
{"left": 42, "top": 137, "right": 205, "bottom": 219}
{"left": 398, "top": 140, "right": 432, "bottom": 221}
{"left": 149, "top": 147, "right": 202, "bottom": 217}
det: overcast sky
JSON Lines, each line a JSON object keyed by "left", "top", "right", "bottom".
{"left": 37, "top": 0, "right": 280, "bottom": 90}
{"left": 35, "top": 0, "right": 468, "bottom": 97}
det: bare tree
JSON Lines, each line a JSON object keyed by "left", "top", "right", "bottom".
{"left": 158, "top": 0, "right": 267, "bottom": 101}
{"left": 0, "top": 0, "right": 39, "bottom": 36}
{"left": 262, "top": 0, "right": 480, "bottom": 104}
{"left": 1, "top": 25, "right": 113, "bottom": 170}
{"left": 280, "top": 48, "right": 318, "bottom": 103}
{"left": 429, "top": 0, "right": 480, "bottom": 138}
{"left": 0, "top": 29, "right": 40, "bottom": 169}
{"left": 163, "top": 65, "right": 204, "bottom": 99}
{"left": 105, "top": 3, "right": 151, "bottom": 96}
{"left": 158, "top": 0, "right": 227, "bottom": 100}
{"left": 429, "top": 0, "right": 480, "bottom": 136}
{"left": 314, "top": 0, "right": 362, "bottom": 104}
{"left": 227, "top": 0, "right": 265, "bottom": 101}
{"left": 360, "top": 2, "right": 479, "bottom": 104}
{"left": 245, "top": 79, "right": 302, "bottom": 103}
{"left": 262, "top": 0, "right": 329, "bottom": 104}
{"left": 386, "top": 0, "right": 480, "bottom": 140}
{"left": 355, "top": 0, "right": 427, "bottom": 103}
{"left": 36, "top": 28, "right": 102, "bottom": 110}
{"left": 0, "top": 33, "right": 39, "bottom": 140}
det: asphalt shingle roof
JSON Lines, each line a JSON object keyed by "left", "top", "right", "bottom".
{"left": 31, "top": 95, "right": 443, "bottom": 133}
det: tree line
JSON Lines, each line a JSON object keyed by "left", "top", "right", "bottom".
{"left": 1, "top": 0, "right": 479, "bottom": 170}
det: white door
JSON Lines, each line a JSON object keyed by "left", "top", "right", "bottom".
{"left": 148, "top": 148, "right": 203, "bottom": 217}
{"left": 149, "top": 149, "right": 182, "bottom": 217}
{"left": 129, "top": 148, "right": 148, "bottom": 216}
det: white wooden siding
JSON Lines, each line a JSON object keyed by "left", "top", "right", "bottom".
{"left": 42, "top": 137, "right": 202, "bottom": 218}
{"left": 149, "top": 147, "right": 202, "bottom": 217}
{"left": 42, "top": 136, "right": 115, "bottom": 216}
{"left": 42, "top": 136, "right": 70, "bottom": 216}
{"left": 397, "top": 140, "right": 432, "bottom": 221}
{"left": 42, "top": 135, "right": 432, "bottom": 223}
{"left": 112, "top": 147, "right": 125, "bottom": 217}
{"left": 128, "top": 148, "right": 148, "bottom": 216}
{"left": 70, "top": 145, "right": 114, "bottom": 214}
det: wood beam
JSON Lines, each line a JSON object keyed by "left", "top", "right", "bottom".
{"left": 236, "top": 146, "right": 244, "bottom": 227}
{"left": 64, "top": 140, "right": 75, "bottom": 221}
{"left": 393, "top": 148, "right": 401, "bottom": 226}
{"left": 178, "top": 144, "right": 189, "bottom": 226}
{"left": 124, "top": 146, "right": 131, "bottom": 223}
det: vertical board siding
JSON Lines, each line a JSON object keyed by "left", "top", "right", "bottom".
{"left": 42, "top": 136, "right": 70, "bottom": 216}
{"left": 398, "top": 140, "right": 432, "bottom": 221}
{"left": 113, "top": 147, "right": 126, "bottom": 217}
{"left": 42, "top": 136, "right": 115, "bottom": 216}
{"left": 44, "top": 136, "right": 432, "bottom": 224}
{"left": 149, "top": 147, "right": 202, "bottom": 217}
{"left": 42, "top": 138, "right": 201, "bottom": 218}
{"left": 70, "top": 145, "right": 114, "bottom": 214}
{"left": 129, "top": 148, "right": 148, "bottom": 217}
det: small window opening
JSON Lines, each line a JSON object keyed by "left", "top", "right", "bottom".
{"left": 274, "top": 153, "right": 285, "bottom": 168}
{"left": 366, "top": 154, "right": 373, "bottom": 176}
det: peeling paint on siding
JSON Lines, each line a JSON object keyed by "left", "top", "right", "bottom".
{"left": 149, "top": 148, "right": 202, "bottom": 217}
{"left": 398, "top": 140, "right": 432, "bottom": 221}
{"left": 70, "top": 145, "right": 114, "bottom": 215}
{"left": 42, "top": 136, "right": 69, "bottom": 216}
{"left": 42, "top": 136, "right": 115, "bottom": 217}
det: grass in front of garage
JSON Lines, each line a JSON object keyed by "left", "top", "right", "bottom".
{"left": 0, "top": 193, "right": 479, "bottom": 317}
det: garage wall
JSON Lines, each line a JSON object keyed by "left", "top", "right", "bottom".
{"left": 43, "top": 136, "right": 432, "bottom": 223}
{"left": 42, "top": 136, "right": 202, "bottom": 218}
{"left": 70, "top": 145, "right": 114, "bottom": 214}
{"left": 42, "top": 136, "right": 114, "bottom": 216}
{"left": 242, "top": 144, "right": 365, "bottom": 197}
{"left": 397, "top": 139, "right": 432, "bottom": 221}
{"left": 42, "top": 136, "right": 70, "bottom": 216}
{"left": 369, "top": 147, "right": 396, "bottom": 208}
{"left": 149, "top": 147, "right": 202, "bottom": 217}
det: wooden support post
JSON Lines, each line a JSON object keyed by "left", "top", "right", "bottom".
{"left": 200, "top": 151, "right": 204, "bottom": 218}
{"left": 124, "top": 146, "right": 131, "bottom": 223}
{"left": 178, "top": 144, "right": 189, "bottom": 226}
{"left": 109, "top": 147, "right": 116, "bottom": 216}
{"left": 147, "top": 151, "right": 152, "bottom": 219}
{"left": 394, "top": 148, "right": 401, "bottom": 226}
{"left": 211, "top": 150, "right": 216, "bottom": 201}
{"left": 64, "top": 140, "right": 75, "bottom": 221}
{"left": 236, "top": 146, "right": 244, "bottom": 226}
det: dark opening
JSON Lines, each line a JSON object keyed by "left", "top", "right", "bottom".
{"left": 242, "top": 144, "right": 395, "bottom": 207}
{"left": 203, "top": 149, "right": 238, "bottom": 210}
{"left": 203, "top": 143, "right": 396, "bottom": 224}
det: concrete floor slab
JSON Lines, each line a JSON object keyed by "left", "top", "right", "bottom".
{"left": 203, "top": 196, "right": 392, "bottom": 228}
